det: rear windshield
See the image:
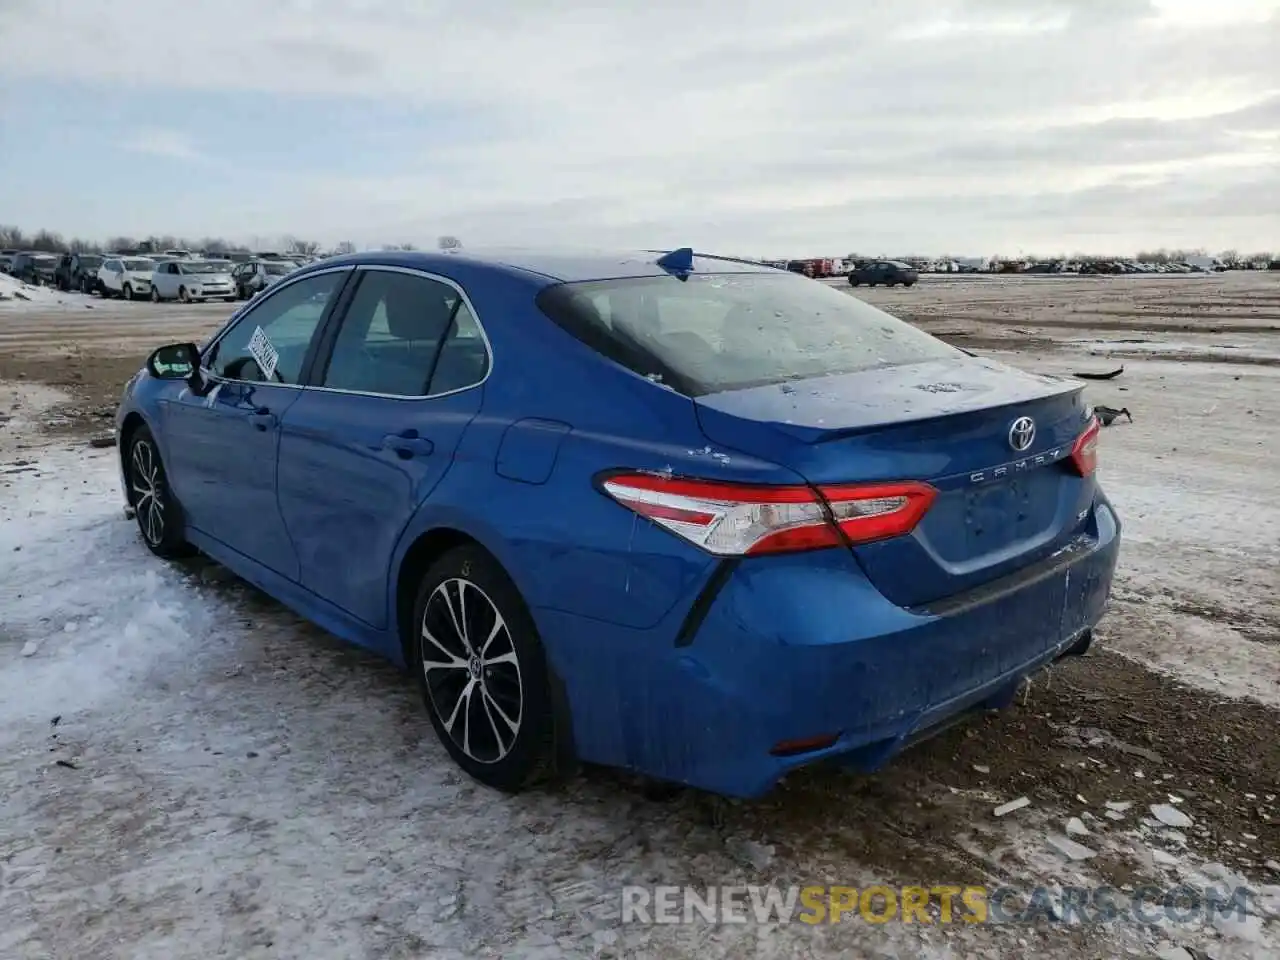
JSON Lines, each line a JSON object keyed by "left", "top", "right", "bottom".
{"left": 535, "top": 273, "right": 960, "bottom": 396}
{"left": 264, "top": 261, "right": 292, "bottom": 275}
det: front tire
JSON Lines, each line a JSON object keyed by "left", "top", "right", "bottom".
{"left": 123, "top": 283, "right": 134, "bottom": 301}
{"left": 179, "top": 286, "right": 191, "bottom": 303}
{"left": 412, "top": 545, "right": 555, "bottom": 792}
{"left": 127, "top": 426, "right": 192, "bottom": 559}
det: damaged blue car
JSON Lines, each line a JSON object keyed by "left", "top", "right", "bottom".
{"left": 115, "top": 248, "right": 1119, "bottom": 798}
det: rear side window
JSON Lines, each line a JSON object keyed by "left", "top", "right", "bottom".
{"left": 321, "top": 270, "right": 488, "bottom": 397}
{"left": 536, "top": 273, "right": 960, "bottom": 396}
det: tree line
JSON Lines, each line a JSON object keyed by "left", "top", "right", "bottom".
{"left": 0, "top": 225, "right": 424, "bottom": 258}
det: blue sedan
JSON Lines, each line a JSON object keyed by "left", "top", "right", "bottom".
{"left": 115, "top": 248, "right": 1120, "bottom": 798}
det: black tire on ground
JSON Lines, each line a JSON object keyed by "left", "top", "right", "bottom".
{"left": 904, "top": 281, "right": 916, "bottom": 288}
{"left": 411, "top": 544, "right": 556, "bottom": 792}
{"left": 151, "top": 286, "right": 161, "bottom": 302}
{"left": 224, "top": 297, "right": 237, "bottom": 303}
{"left": 123, "top": 283, "right": 134, "bottom": 301}
{"left": 126, "top": 425, "right": 193, "bottom": 559}
{"left": 179, "top": 286, "right": 190, "bottom": 303}
{"left": 850, "top": 279, "right": 860, "bottom": 287}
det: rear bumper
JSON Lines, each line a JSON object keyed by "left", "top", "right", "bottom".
{"left": 538, "top": 495, "right": 1120, "bottom": 798}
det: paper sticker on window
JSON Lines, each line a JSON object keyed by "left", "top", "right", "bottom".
{"left": 247, "top": 326, "right": 279, "bottom": 381}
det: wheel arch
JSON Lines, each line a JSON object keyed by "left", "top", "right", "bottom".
{"left": 392, "top": 523, "right": 579, "bottom": 775}
{"left": 117, "top": 411, "right": 150, "bottom": 504}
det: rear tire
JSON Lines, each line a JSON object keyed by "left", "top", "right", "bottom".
{"left": 126, "top": 425, "right": 193, "bottom": 559}
{"left": 411, "top": 545, "right": 556, "bottom": 793}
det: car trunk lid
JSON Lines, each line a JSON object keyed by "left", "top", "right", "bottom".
{"left": 693, "top": 355, "right": 1096, "bottom": 607}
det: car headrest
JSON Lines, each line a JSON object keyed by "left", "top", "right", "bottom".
{"left": 383, "top": 281, "right": 456, "bottom": 341}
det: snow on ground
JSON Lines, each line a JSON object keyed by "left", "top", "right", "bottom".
{"left": 0, "top": 274, "right": 68, "bottom": 309}
{"left": 986, "top": 350, "right": 1280, "bottom": 708}
{"left": 0, "top": 382, "right": 71, "bottom": 457}
{"left": 2, "top": 425, "right": 1277, "bottom": 959}
{"left": 3, "top": 271, "right": 1278, "bottom": 959}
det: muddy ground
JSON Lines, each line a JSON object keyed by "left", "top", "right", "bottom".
{"left": 1, "top": 273, "right": 1277, "bottom": 959}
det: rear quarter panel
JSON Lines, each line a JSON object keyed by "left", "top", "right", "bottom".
{"left": 386, "top": 266, "right": 809, "bottom": 638}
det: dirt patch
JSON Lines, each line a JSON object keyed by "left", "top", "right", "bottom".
{"left": 0, "top": 353, "right": 144, "bottom": 440}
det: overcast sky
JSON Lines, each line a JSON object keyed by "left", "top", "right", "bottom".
{"left": 0, "top": 0, "right": 1276, "bottom": 256}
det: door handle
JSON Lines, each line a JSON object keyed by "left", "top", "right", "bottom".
{"left": 381, "top": 433, "right": 434, "bottom": 459}
{"left": 247, "top": 408, "right": 277, "bottom": 431}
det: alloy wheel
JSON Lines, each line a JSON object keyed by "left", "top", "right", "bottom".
{"left": 130, "top": 440, "right": 165, "bottom": 546}
{"left": 420, "top": 578, "right": 523, "bottom": 764}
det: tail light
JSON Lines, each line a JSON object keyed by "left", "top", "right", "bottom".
{"left": 1069, "top": 416, "right": 1100, "bottom": 476}
{"left": 598, "top": 473, "right": 936, "bottom": 556}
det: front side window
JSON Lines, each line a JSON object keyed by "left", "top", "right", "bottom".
{"left": 321, "top": 270, "right": 486, "bottom": 397}
{"left": 536, "top": 272, "right": 960, "bottom": 396}
{"left": 205, "top": 271, "right": 344, "bottom": 383}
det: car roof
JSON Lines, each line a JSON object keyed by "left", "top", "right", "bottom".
{"left": 309, "top": 248, "right": 784, "bottom": 284}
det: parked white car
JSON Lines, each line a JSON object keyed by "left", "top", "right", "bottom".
{"left": 149, "top": 259, "right": 237, "bottom": 302}
{"left": 97, "top": 257, "right": 156, "bottom": 300}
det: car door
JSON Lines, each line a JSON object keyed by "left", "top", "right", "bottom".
{"left": 276, "top": 266, "right": 490, "bottom": 627}
{"left": 100, "top": 260, "right": 119, "bottom": 292}
{"left": 161, "top": 267, "right": 351, "bottom": 580}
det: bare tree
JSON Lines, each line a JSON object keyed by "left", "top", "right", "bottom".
{"left": 68, "top": 237, "right": 102, "bottom": 253}
{"left": 0, "top": 225, "right": 27, "bottom": 248}
{"left": 283, "top": 235, "right": 320, "bottom": 256}
{"left": 31, "top": 230, "right": 67, "bottom": 252}
{"left": 105, "top": 236, "right": 139, "bottom": 253}
{"left": 333, "top": 240, "right": 357, "bottom": 255}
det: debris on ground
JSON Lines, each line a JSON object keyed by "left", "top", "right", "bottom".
{"left": 1074, "top": 365, "right": 1125, "bottom": 380}
{"left": 1093, "top": 404, "right": 1134, "bottom": 426}
{"left": 1066, "top": 817, "right": 1090, "bottom": 837}
{"left": 1046, "top": 834, "right": 1097, "bottom": 861}
{"left": 1151, "top": 803, "right": 1194, "bottom": 829}
{"left": 994, "top": 796, "right": 1031, "bottom": 817}
{"left": 88, "top": 435, "right": 116, "bottom": 448}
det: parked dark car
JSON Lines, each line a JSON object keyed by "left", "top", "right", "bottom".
{"left": 72, "top": 253, "right": 105, "bottom": 292}
{"left": 54, "top": 252, "right": 104, "bottom": 291}
{"left": 848, "top": 260, "right": 918, "bottom": 288}
{"left": 10, "top": 252, "right": 59, "bottom": 286}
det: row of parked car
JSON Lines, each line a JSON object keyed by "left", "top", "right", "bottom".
{"left": 0, "top": 249, "right": 310, "bottom": 302}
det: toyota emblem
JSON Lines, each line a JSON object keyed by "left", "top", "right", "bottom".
{"left": 1008, "top": 416, "right": 1036, "bottom": 452}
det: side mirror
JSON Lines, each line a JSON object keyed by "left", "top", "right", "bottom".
{"left": 146, "top": 342, "right": 206, "bottom": 392}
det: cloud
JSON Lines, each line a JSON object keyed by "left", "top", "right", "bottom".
{"left": 122, "top": 129, "right": 206, "bottom": 162}
{"left": 0, "top": 0, "right": 1276, "bottom": 252}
